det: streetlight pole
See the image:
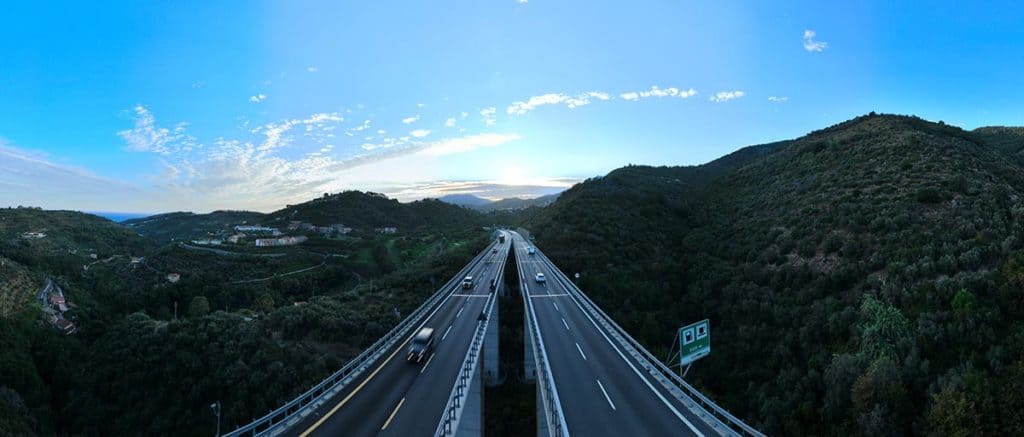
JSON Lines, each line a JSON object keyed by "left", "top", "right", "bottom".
{"left": 210, "top": 401, "right": 221, "bottom": 437}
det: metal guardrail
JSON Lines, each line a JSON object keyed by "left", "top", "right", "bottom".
{"left": 225, "top": 242, "right": 496, "bottom": 436}
{"left": 534, "top": 249, "right": 764, "bottom": 437}
{"left": 433, "top": 246, "right": 504, "bottom": 436}
{"left": 512, "top": 235, "right": 570, "bottom": 437}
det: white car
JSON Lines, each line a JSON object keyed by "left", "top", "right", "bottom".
{"left": 527, "top": 246, "right": 536, "bottom": 255}
{"left": 535, "top": 272, "right": 546, "bottom": 283}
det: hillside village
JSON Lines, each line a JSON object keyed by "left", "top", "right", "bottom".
{"left": 184, "top": 221, "right": 394, "bottom": 248}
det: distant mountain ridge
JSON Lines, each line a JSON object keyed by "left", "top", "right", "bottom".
{"left": 437, "top": 193, "right": 561, "bottom": 211}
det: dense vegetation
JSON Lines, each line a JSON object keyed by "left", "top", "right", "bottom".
{"left": 525, "top": 114, "right": 1024, "bottom": 435}
{"left": 0, "top": 199, "right": 489, "bottom": 435}
{"left": 125, "top": 191, "right": 487, "bottom": 243}
{"left": 7, "top": 114, "right": 1024, "bottom": 435}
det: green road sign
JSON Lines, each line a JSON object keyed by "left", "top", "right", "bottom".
{"left": 679, "top": 319, "right": 710, "bottom": 366}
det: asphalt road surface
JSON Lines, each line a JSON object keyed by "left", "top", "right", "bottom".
{"left": 291, "top": 241, "right": 509, "bottom": 437}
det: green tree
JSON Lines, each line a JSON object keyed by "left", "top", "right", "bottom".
{"left": 254, "top": 292, "right": 275, "bottom": 314}
{"left": 188, "top": 296, "right": 210, "bottom": 318}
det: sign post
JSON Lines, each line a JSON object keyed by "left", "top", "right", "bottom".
{"left": 679, "top": 319, "right": 710, "bottom": 367}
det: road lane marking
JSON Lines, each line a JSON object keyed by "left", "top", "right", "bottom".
{"left": 562, "top": 318, "right": 570, "bottom": 331}
{"left": 528, "top": 294, "right": 569, "bottom": 298}
{"left": 299, "top": 331, "right": 412, "bottom": 437}
{"left": 553, "top": 302, "right": 559, "bottom": 311}
{"left": 456, "top": 307, "right": 464, "bottom": 318}
{"left": 442, "top": 325, "right": 453, "bottom": 341}
{"left": 420, "top": 353, "right": 435, "bottom": 374}
{"left": 451, "top": 294, "right": 489, "bottom": 297}
{"left": 560, "top": 272, "right": 704, "bottom": 436}
{"left": 381, "top": 397, "right": 406, "bottom": 430}
{"left": 596, "top": 380, "right": 616, "bottom": 411}
{"left": 576, "top": 342, "right": 587, "bottom": 360}
{"left": 299, "top": 251, "right": 489, "bottom": 436}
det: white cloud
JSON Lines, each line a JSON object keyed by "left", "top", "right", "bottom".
{"left": 306, "top": 66, "right": 318, "bottom": 73}
{"left": 768, "top": 96, "right": 788, "bottom": 103}
{"left": 417, "top": 103, "right": 426, "bottom": 108}
{"left": 507, "top": 93, "right": 568, "bottom": 115}
{"left": 480, "top": 107, "right": 497, "bottom": 126}
{"left": 417, "top": 133, "right": 519, "bottom": 156}
{"left": 249, "top": 94, "right": 267, "bottom": 103}
{"left": 117, "top": 105, "right": 196, "bottom": 155}
{"left": 252, "top": 112, "right": 345, "bottom": 152}
{"left": 803, "top": 29, "right": 828, "bottom": 52}
{"left": 506, "top": 90, "right": 613, "bottom": 115}
{"left": 517, "top": 0, "right": 528, "bottom": 3}
{"left": 377, "top": 129, "right": 387, "bottom": 135}
{"left": 191, "top": 81, "right": 204, "bottom": 89}
{"left": 385, "top": 179, "right": 575, "bottom": 203}
{"left": 445, "top": 118, "right": 457, "bottom": 127}
{"left": 402, "top": 115, "right": 420, "bottom": 124}
{"left": 710, "top": 91, "right": 745, "bottom": 103}
{"left": 68, "top": 103, "right": 527, "bottom": 212}
{"left": 460, "top": 112, "right": 469, "bottom": 119}
{"left": 620, "top": 86, "right": 697, "bottom": 102}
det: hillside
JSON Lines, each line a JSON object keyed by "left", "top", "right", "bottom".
{"left": 125, "top": 192, "right": 487, "bottom": 243}
{"left": 437, "top": 193, "right": 492, "bottom": 208}
{"left": 971, "top": 126, "right": 1024, "bottom": 158}
{"left": 478, "top": 193, "right": 561, "bottom": 212}
{"left": 0, "top": 199, "right": 491, "bottom": 435}
{"left": 525, "top": 114, "right": 1024, "bottom": 435}
{"left": 0, "top": 256, "right": 39, "bottom": 318}
{"left": 123, "top": 210, "right": 265, "bottom": 242}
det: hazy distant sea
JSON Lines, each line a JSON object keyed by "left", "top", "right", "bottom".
{"left": 87, "top": 211, "right": 152, "bottom": 222}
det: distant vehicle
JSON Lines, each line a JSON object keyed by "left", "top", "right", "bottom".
{"left": 535, "top": 272, "right": 546, "bottom": 283}
{"left": 407, "top": 327, "right": 435, "bottom": 363}
{"left": 527, "top": 246, "right": 536, "bottom": 255}
{"left": 498, "top": 234, "right": 506, "bottom": 243}
{"left": 492, "top": 247, "right": 498, "bottom": 253}
{"left": 461, "top": 276, "right": 474, "bottom": 289}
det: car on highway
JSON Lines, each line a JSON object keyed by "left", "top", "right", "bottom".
{"left": 527, "top": 246, "right": 536, "bottom": 255}
{"left": 535, "top": 272, "right": 546, "bottom": 283}
{"left": 492, "top": 247, "right": 498, "bottom": 253}
{"left": 407, "top": 327, "right": 435, "bottom": 363}
{"left": 461, "top": 276, "right": 474, "bottom": 289}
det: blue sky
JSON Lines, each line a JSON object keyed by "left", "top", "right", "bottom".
{"left": 1, "top": 1, "right": 1022, "bottom": 213}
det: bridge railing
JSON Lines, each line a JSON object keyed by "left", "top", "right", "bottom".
{"left": 434, "top": 245, "right": 506, "bottom": 436}
{"left": 514, "top": 236, "right": 570, "bottom": 437}
{"left": 225, "top": 242, "right": 495, "bottom": 436}
{"left": 535, "top": 249, "right": 765, "bottom": 437}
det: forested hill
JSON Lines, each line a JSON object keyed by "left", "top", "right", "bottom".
{"left": 125, "top": 191, "right": 486, "bottom": 242}
{"left": 525, "top": 113, "right": 1024, "bottom": 435}
{"left": 122, "top": 210, "right": 265, "bottom": 242}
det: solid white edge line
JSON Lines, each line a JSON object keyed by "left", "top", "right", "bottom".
{"left": 548, "top": 255, "right": 705, "bottom": 436}
{"left": 596, "top": 379, "right": 616, "bottom": 411}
